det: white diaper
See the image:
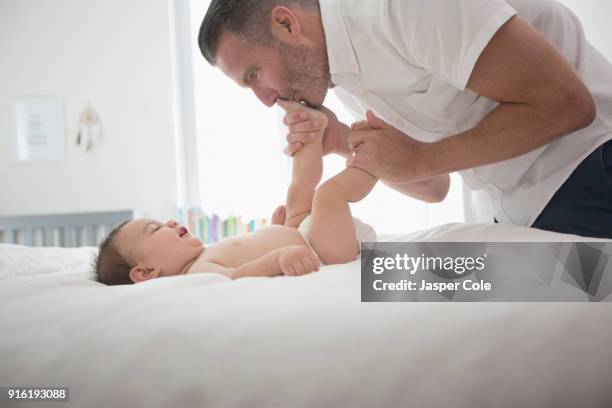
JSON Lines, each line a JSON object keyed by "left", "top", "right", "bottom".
{"left": 297, "top": 215, "right": 377, "bottom": 264}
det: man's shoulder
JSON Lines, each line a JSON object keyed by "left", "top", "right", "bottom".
{"left": 322, "top": 0, "right": 422, "bottom": 37}
{"left": 320, "top": 0, "right": 389, "bottom": 20}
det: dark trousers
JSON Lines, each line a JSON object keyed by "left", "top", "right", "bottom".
{"left": 496, "top": 140, "right": 612, "bottom": 239}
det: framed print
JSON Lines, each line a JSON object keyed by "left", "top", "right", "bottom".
{"left": 9, "top": 96, "right": 65, "bottom": 163}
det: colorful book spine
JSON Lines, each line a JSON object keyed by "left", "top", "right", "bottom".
{"left": 176, "top": 207, "right": 271, "bottom": 243}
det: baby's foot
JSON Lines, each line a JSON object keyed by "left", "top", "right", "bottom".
{"left": 278, "top": 99, "right": 329, "bottom": 142}
{"left": 271, "top": 205, "right": 287, "bottom": 225}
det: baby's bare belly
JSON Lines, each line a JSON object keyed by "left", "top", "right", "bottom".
{"left": 199, "top": 225, "right": 308, "bottom": 268}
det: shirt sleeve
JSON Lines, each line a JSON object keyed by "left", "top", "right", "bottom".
{"left": 382, "top": 0, "right": 517, "bottom": 91}
{"left": 332, "top": 87, "right": 366, "bottom": 121}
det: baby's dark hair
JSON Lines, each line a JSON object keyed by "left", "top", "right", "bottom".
{"left": 93, "top": 221, "right": 134, "bottom": 285}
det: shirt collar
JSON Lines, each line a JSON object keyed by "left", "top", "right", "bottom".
{"left": 319, "top": 0, "right": 360, "bottom": 76}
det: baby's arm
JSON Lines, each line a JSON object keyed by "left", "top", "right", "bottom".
{"left": 278, "top": 100, "right": 327, "bottom": 228}
{"left": 192, "top": 245, "right": 319, "bottom": 279}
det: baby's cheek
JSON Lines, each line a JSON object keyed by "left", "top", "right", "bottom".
{"left": 155, "top": 234, "right": 182, "bottom": 254}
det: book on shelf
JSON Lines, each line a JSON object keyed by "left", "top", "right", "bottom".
{"left": 178, "top": 207, "right": 270, "bottom": 243}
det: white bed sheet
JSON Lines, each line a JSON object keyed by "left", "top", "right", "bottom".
{"left": 1, "top": 223, "right": 611, "bottom": 408}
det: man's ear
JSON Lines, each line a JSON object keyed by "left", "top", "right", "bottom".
{"left": 269, "top": 6, "right": 302, "bottom": 44}
{"left": 129, "top": 265, "right": 161, "bottom": 283}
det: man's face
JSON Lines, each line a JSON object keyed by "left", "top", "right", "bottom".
{"left": 216, "top": 31, "right": 331, "bottom": 108}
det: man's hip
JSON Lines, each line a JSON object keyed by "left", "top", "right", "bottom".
{"left": 529, "top": 139, "right": 612, "bottom": 239}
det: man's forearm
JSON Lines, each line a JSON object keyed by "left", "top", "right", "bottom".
{"left": 419, "top": 100, "right": 594, "bottom": 180}
{"left": 337, "top": 122, "right": 450, "bottom": 202}
{"left": 383, "top": 174, "right": 450, "bottom": 203}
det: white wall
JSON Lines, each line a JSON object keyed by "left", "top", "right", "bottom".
{"left": 0, "top": 0, "right": 179, "bottom": 220}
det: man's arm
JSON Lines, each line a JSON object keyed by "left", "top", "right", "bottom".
{"left": 348, "top": 16, "right": 596, "bottom": 184}
{"left": 383, "top": 176, "right": 450, "bottom": 203}
{"left": 419, "top": 15, "right": 595, "bottom": 178}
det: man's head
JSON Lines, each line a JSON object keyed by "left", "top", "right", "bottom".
{"left": 94, "top": 219, "right": 204, "bottom": 285}
{"left": 198, "top": 0, "right": 331, "bottom": 108}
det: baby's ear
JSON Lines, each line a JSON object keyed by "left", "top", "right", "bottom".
{"left": 129, "top": 265, "right": 161, "bottom": 283}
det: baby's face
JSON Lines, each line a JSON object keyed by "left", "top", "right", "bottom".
{"left": 114, "top": 218, "right": 204, "bottom": 281}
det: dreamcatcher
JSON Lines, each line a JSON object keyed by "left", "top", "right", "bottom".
{"left": 76, "top": 103, "right": 102, "bottom": 152}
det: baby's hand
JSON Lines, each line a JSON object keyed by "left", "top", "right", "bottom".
{"left": 278, "top": 245, "right": 321, "bottom": 276}
{"left": 278, "top": 100, "right": 329, "bottom": 156}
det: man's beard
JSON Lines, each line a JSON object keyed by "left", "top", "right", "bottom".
{"left": 276, "top": 41, "right": 331, "bottom": 107}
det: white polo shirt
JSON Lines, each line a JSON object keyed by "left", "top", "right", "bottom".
{"left": 320, "top": 0, "right": 612, "bottom": 226}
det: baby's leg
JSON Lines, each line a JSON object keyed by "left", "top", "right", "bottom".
{"left": 271, "top": 205, "right": 286, "bottom": 225}
{"left": 284, "top": 130, "right": 323, "bottom": 229}
{"left": 309, "top": 167, "right": 377, "bottom": 264}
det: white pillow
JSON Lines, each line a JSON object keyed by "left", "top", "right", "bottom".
{"left": 0, "top": 244, "right": 97, "bottom": 279}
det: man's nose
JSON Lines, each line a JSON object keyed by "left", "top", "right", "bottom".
{"left": 252, "top": 87, "right": 278, "bottom": 107}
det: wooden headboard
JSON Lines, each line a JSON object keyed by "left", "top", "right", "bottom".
{"left": 0, "top": 210, "right": 135, "bottom": 247}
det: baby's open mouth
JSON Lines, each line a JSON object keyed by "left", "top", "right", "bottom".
{"left": 179, "top": 226, "right": 189, "bottom": 237}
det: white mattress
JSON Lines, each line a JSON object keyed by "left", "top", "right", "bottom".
{"left": 1, "top": 223, "right": 611, "bottom": 408}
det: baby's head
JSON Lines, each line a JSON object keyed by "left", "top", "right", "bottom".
{"left": 94, "top": 219, "right": 204, "bottom": 285}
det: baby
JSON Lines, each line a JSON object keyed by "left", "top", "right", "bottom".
{"left": 95, "top": 102, "right": 378, "bottom": 285}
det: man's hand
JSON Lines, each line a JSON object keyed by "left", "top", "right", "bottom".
{"left": 279, "top": 101, "right": 350, "bottom": 157}
{"left": 347, "top": 111, "right": 430, "bottom": 184}
{"left": 278, "top": 245, "right": 320, "bottom": 276}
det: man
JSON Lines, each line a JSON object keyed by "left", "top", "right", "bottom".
{"left": 198, "top": 0, "right": 612, "bottom": 239}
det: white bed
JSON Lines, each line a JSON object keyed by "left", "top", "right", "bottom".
{"left": 1, "top": 222, "right": 611, "bottom": 408}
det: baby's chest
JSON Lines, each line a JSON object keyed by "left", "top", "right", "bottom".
{"left": 204, "top": 227, "right": 306, "bottom": 267}
{"left": 203, "top": 238, "right": 255, "bottom": 267}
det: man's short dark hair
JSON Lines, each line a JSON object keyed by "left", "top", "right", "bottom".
{"left": 93, "top": 221, "right": 134, "bottom": 286}
{"left": 198, "top": 0, "right": 318, "bottom": 65}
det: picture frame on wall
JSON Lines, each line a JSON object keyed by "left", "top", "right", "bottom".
{"left": 8, "top": 96, "right": 65, "bottom": 163}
